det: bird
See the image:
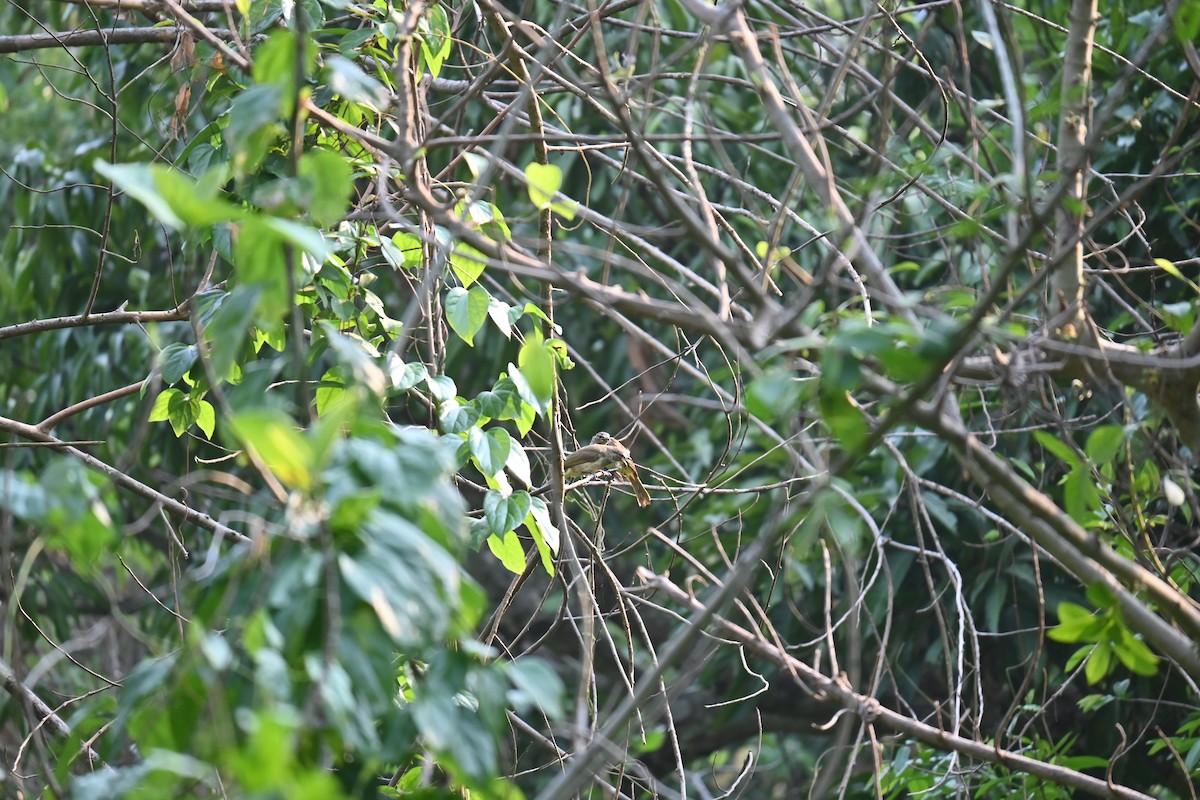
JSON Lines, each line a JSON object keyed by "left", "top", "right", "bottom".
{"left": 562, "top": 432, "right": 651, "bottom": 507}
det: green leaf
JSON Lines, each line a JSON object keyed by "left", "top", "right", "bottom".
{"left": 1064, "top": 643, "right": 1092, "bottom": 673}
{"left": 149, "top": 389, "right": 200, "bottom": 437}
{"left": 446, "top": 286, "right": 491, "bottom": 346}
{"left": 469, "top": 427, "right": 512, "bottom": 478}
{"left": 506, "top": 441, "right": 532, "bottom": 488}
{"left": 382, "top": 231, "right": 424, "bottom": 270}
{"left": 1033, "top": 430, "right": 1082, "bottom": 468}
{"left": 158, "top": 343, "right": 197, "bottom": 385}
{"left": 1114, "top": 632, "right": 1160, "bottom": 676}
{"left": 95, "top": 161, "right": 183, "bottom": 228}
{"left": 524, "top": 162, "right": 578, "bottom": 220}
{"left": 506, "top": 658, "right": 565, "bottom": 719}
{"left": 97, "top": 162, "right": 245, "bottom": 230}
{"left": 227, "top": 84, "right": 285, "bottom": 172}
{"left": 820, "top": 346, "right": 861, "bottom": 393}
{"left": 325, "top": 54, "right": 389, "bottom": 111}
{"left": 440, "top": 399, "right": 480, "bottom": 434}
{"left": 205, "top": 286, "right": 259, "bottom": 382}
{"left": 298, "top": 148, "right": 353, "bottom": 227}
{"left": 417, "top": 3, "right": 453, "bottom": 78}
{"left": 1085, "top": 425, "right": 1126, "bottom": 465}
{"left": 473, "top": 390, "right": 505, "bottom": 420}
{"left": 745, "top": 367, "right": 801, "bottom": 422}
{"left": 425, "top": 373, "right": 458, "bottom": 404}
{"left": 168, "top": 393, "right": 198, "bottom": 437}
{"left": 234, "top": 219, "right": 289, "bottom": 321}
{"left": 258, "top": 216, "right": 330, "bottom": 263}
{"left": 487, "top": 530, "right": 526, "bottom": 574}
{"left": 514, "top": 394, "right": 537, "bottom": 436}
{"left": 1155, "top": 258, "right": 1200, "bottom": 294}
{"left": 1085, "top": 582, "right": 1117, "bottom": 609}
{"left": 1086, "top": 640, "right": 1114, "bottom": 684}
{"left": 1048, "top": 602, "right": 1104, "bottom": 643}
{"left": 149, "top": 388, "right": 183, "bottom": 423}
{"left": 315, "top": 369, "right": 351, "bottom": 417}
{"left": 818, "top": 391, "right": 869, "bottom": 451}
{"left": 251, "top": 29, "right": 299, "bottom": 91}
{"left": 1177, "top": 0, "right": 1200, "bottom": 43}
{"left": 229, "top": 409, "right": 315, "bottom": 491}
{"left": 487, "top": 297, "right": 514, "bottom": 338}
{"left": 524, "top": 162, "right": 562, "bottom": 208}
{"left": 449, "top": 243, "right": 487, "bottom": 287}
{"left": 484, "top": 489, "right": 531, "bottom": 536}
{"left": 194, "top": 399, "right": 216, "bottom": 439}
{"left": 517, "top": 333, "right": 556, "bottom": 413}
{"left": 526, "top": 497, "right": 558, "bottom": 574}
{"left": 390, "top": 359, "right": 427, "bottom": 393}
{"left": 1064, "top": 465, "right": 1101, "bottom": 524}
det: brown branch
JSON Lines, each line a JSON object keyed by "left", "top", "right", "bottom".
{"left": 0, "top": 655, "right": 106, "bottom": 769}
{"left": 0, "top": 414, "right": 248, "bottom": 544}
{"left": 0, "top": 25, "right": 237, "bottom": 53}
{"left": 37, "top": 381, "right": 144, "bottom": 433}
{"left": 51, "top": 0, "right": 235, "bottom": 10}
{"left": 720, "top": 5, "right": 914, "bottom": 327}
{"left": 1051, "top": 0, "right": 1099, "bottom": 325}
{"left": 887, "top": 376, "right": 1200, "bottom": 679}
{"left": 637, "top": 569, "right": 1156, "bottom": 800}
{"left": 0, "top": 303, "right": 190, "bottom": 342}
{"left": 159, "top": 0, "right": 249, "bottom": 70}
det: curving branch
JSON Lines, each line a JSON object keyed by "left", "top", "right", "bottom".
{"left": 0, "top": 414, "right": 248, "bottom": 545}
{"left": 892, "top": 377, "right": 1200, "bottom": 680}
{"left": 0, "top": 303, "right": 190, "bottom": 342}
{"left": 0, "top": 26, "right": 236, "bottom": 53}
{"left": 638, "top": 570, "right": 1156, "bottom": 800}
{"left": 0, "top": 655, "right": 106, "bottom": 770}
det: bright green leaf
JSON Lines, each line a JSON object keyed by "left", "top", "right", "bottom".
{"left": 446, "top": 286, "right": 491, "bottom": 346}
{"left": 1155, "top": 258, "right": 1200, "bottom": 294}
{"left": 382, "top": 231, "right": 424, "bottom": 271}
{"left": 1114, "top": 633, "right": 1160, "bottom": 677}
{"left": 487, "top": 531, "right": 526, "bottom": 574}
{"left": 229, "top": 409, "right": 315, "bottom": 490}
{"left": 1064, "top": 465, "right": 1101, "bottom": 524}
{"left": 524, "top": 162, "right": 578, "bottom": 220}
{"left": 517, "top": 334, "right": 556, "bottom": 413}
{"left": 194, "top": 399, "right": 216, "bottom": 438}
{"left": 449, "top": 243, "right": 487, "bottom": 287}
{"left": 1086, "top": 640, "right": 1114, "bottom": 684}
{"left": 149, "top": 388, "right": 183, "bottom": 423}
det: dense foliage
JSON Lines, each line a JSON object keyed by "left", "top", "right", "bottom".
{"left": 4, "top": 0, "right": 1200, "bottom": 798}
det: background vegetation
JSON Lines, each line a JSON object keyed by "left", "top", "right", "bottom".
{"left": 3, "top": 0, "right": 1200, "bottom": 797}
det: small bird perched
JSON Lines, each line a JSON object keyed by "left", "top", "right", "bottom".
{"left": 562, "top": 432, "right": 651, "bottom": 507}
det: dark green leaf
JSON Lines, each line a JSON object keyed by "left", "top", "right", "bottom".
{"left": 469, "top": 427, "right": 511, "bottom": 478}
{"left": 158, "top": 343, "right": 197, "bottom": 385}
{"left": 483, "top": 489, "right": 530, "bottom": 536}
